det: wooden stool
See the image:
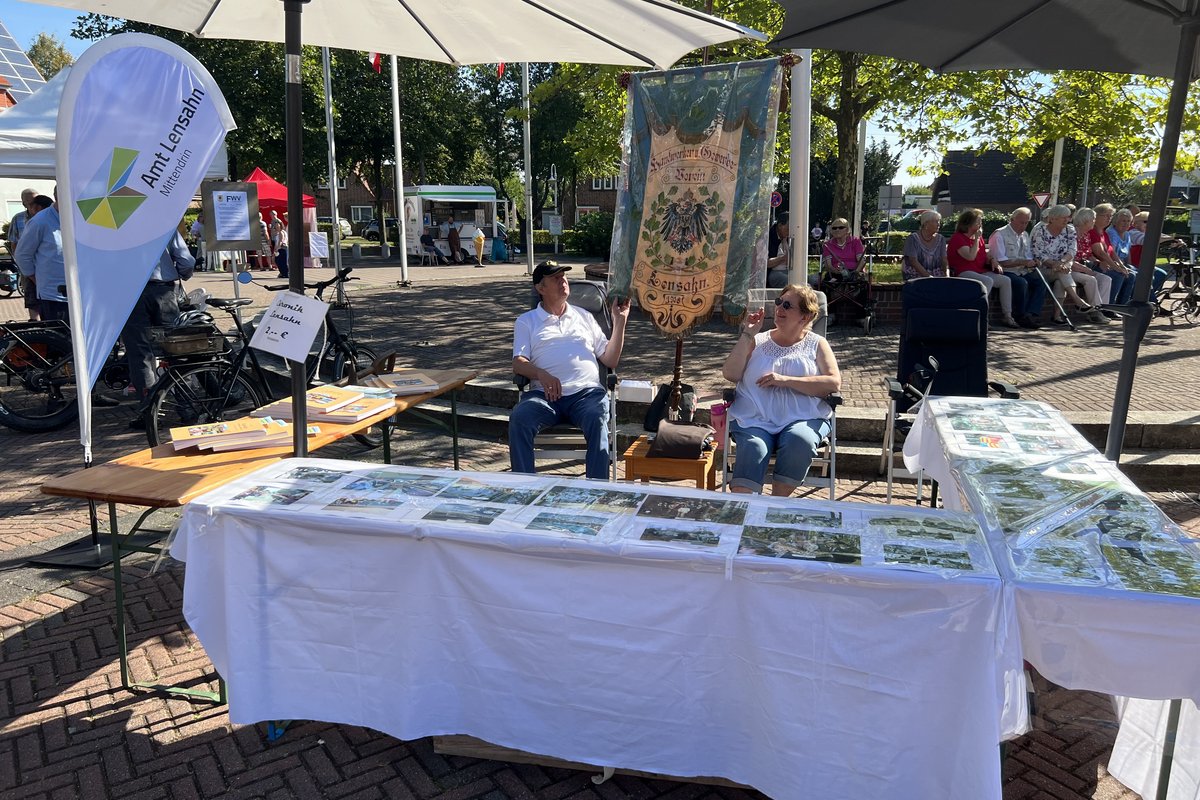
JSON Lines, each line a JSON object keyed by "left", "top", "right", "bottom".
{"left": 622, "top": 435, "right": 716, "bottom": 490}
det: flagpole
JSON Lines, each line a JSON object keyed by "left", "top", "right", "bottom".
{"left": 522, "top": 62, "right": 535, "bottom": 275}
{"left": 390, "top": 55, "right": 410, "bottom": 285}
{"left": 321, "top": 47, "right": 343, "bottom": 290}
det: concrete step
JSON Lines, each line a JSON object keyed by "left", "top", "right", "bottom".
{"left": 400, "top": 395, "right": 1200, "bottom": 490}
{"left": 451, "top": 380, "right": 1200, "bottom": 451}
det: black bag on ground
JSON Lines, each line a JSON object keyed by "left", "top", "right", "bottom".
{"left": 647, "top": 418, "right": 715, "bottom": 459}
{"left": 643, "top": 382, "right": 696, "bottom": 431}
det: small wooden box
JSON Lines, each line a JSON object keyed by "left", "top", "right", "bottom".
{"left": 622, "top": 434, "right": 717, "bottom": 490}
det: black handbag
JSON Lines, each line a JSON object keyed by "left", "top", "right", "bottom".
{"left": 643, "top": 382, "right": 696, "bottom": 432}
{"left": 647, "top": 418, "right": 715, "bottom": 460}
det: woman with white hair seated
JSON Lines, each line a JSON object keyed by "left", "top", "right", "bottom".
{"left": 947, "top": 208, "right": 1019, "bottom": 328}
{"left": 1031, "top": 204, "right": 1097, "bottom": 325}
{"left": 1071, "top": 208, "right": 1114, "bottom": 323}
{"left": 1108, "top": 207, "right": 1169, "bottom": 303}
{"left": 901, "top": 210, "right": 948, "bottom": 280}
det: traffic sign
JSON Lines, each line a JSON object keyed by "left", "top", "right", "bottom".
{"left": 770, "top": 191, "right": 783, "bottom": 208}
{"left": 1031, "top": 192, "right": 1052, "bottom": 209}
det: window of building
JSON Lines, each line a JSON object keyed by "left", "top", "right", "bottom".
{"left": 576, "top": 207, "right": 600, "bottom": 222}
{"left": 351, "top": 206, "right": 374, "bottom": 223}
{"left": 602, "top": 176, "right": 614, "bottom": 190}
{"left": 317, "top": 177, "right": 348, "bottom": 190}
{"left": 592, "top": 177, "right": 603, "bottom": 190}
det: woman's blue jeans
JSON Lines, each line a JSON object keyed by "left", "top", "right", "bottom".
{"left": 730, "top": 418, "right": 832, "bottom": 493}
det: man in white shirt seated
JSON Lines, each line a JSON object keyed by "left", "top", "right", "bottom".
{"left": 987, "top": 207, "right": 1047, "bottom": 328}
{"left": 511, "top": 261, "right": 630, "bottom": 479}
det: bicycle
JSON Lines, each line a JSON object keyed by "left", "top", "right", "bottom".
{"left": 142, "top": 268, "right": 381, "bottom": 448}
{"left": 0, "top": 319, "right": 129, "bottom": 433}
{"left": 260, "top": 267, "right": 379, "bottom": 386}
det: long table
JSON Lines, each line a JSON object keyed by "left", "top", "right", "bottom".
{"left": 903, "top": 396, "right": 1200, "bottom": 798}
{"left": 39, "top": 368, "right": 475, "bottom": 701}
{"left": 171, "top": 457, "right": 1023, "bottom": 800}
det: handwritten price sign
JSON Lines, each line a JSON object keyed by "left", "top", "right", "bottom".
{"left": 249, "top": 290, "right": 329, "bottom": 364}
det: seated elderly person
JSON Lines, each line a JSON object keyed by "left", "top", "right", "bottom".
{"left": 1109, "top": 207, "right": 1168, "bottom": 301}
{"left": 811, "top": 217, "right": 865, "bottom": 287}
{"left": 510, "top": 261, "right": 630, "bottom": 480}
{"left": 947, "top": 208, "right": 1018, "bottom": 328}
{"left": 1031, "top": 204, "right": 1096, "bottom": 325}
{"left": 901, "top": 210, "right": 948, "bottom": 280}
{"left": 988, "top": 207, "right": 1047, "bottom": 328}
{"left": 1071, "top": 207, "right": 1116, "bottom": 321}
{"left": 721, "top": 284, "right": 841, "bottom": 496}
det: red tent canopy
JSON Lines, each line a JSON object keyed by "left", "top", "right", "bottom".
{"left": 243, "top": 167, "right": 315, "bottom": 213}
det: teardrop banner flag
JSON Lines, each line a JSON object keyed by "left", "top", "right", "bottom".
{"left": 57, "top": 33, "right": 235, "bottom": 460}
{"left": 608, "top": 59, "right": 782, "bottom": 339}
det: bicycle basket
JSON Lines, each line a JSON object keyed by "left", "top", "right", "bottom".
{"left": 151, "top": 325, "right": 230, "bottom": 357}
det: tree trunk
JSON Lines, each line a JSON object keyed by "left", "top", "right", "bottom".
{"left": 832, "top": 115, "right": 859, "bottom": 222}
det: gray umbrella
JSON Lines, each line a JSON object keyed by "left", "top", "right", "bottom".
{"left": 771, "top": 0, "right": 1200, "bottom": 461}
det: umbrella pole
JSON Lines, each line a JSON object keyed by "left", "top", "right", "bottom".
{"left": 285, "top": 0, "right": 309, "bottom": 456}
{"left": 1105, "top": 20, "right": 1199, "bottom": 462}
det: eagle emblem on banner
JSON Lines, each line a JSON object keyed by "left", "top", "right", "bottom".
{"left": 608, "top": 59, "right": 783, "bottom": 339}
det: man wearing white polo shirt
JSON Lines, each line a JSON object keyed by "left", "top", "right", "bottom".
{"left": 510, "top": 261, "right": 630, "bottom": 479}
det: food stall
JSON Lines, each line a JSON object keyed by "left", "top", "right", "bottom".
{"left": 402, "top": 185, "right": 499, "bottom": 261}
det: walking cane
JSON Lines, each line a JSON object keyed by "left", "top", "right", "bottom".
{"left": 1033, "top": 261, "right": 1076, "bottom": 331}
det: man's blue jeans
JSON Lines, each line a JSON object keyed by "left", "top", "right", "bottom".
{"left": 1008, "top": 272, "right": 1047, "bottom": 318}
{"left": 510, "top": 386, "right": 611, "bottom": 479}
{"left": 730, "top": 418, "right": 832, "bottom": 493}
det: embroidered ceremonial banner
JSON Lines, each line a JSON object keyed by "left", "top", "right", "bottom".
{"left": 609, "top": 59, "right": 782, "bottom": 338}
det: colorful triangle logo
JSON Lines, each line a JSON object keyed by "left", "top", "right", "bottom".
{"left": 77, "top": 147, "right": 147, "bottom": 229}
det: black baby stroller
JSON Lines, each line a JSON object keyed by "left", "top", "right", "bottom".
{"left": 880, "top": 277, "right": 1019, "bottom": 502}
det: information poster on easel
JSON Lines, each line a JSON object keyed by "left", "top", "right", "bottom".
{"left": 201, "top": 180, "right": 263, "bottom": 253}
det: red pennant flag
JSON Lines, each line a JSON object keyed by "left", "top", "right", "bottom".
{"left": 369, "top": 52, "right": 382, "bottom": 73}
{"left": 497, "top": 62, "right": 505, "bottom": 79}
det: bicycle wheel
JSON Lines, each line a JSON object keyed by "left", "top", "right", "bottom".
{"left": 0, "top": 328, "right": 80, "bottom": 432}
{"left": 333, "top": 344, "right": 384, "bottom": 447}
{"left": 1183, "top": 295, "right": 1200, "bottom": 325}
{"left": 145, "top": 364, "right": 266, "bottom": 447}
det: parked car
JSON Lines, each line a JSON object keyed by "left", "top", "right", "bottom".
{"left": 363, "top": 218, "right": 399, "bottom": 241}
{"left": 318, "top": 216, "right": 353, "bottom": 237}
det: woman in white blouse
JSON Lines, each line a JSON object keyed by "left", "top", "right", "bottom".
{"left": 721, "top": 284, "right": 841, "bottom": 496}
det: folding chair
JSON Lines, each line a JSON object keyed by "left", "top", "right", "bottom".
{"left": 513, "top": 280, "right": 619, "bottom": 480}
{"left": 817, "top": 248, "right": 877, "bottom": 334}
{"left": 720, "top": 290, "right": 842, "bottom": 500}
{"left": 881, "top": 277, "right": 1019, "bottom": 503}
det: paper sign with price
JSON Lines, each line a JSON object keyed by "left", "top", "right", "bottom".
{"left": 249, "top": 290, "right": 329, "bottom": 364}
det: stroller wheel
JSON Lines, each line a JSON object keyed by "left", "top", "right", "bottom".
{"left": 861, "top": 315, "right": 873, "bottom": 335}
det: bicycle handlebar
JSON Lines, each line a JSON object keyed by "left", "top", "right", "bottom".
{"left": 264, "top": 267, "right": 355, "bottom": 294}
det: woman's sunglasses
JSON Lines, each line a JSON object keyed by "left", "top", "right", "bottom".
{"left": 774, "top": 297, "right": 796, "bottom": 310}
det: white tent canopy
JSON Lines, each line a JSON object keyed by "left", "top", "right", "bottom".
{"left": 0, "top": 67, "right": 229, "bottom": 180}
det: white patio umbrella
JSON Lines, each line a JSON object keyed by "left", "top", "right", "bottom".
{"left": 29, "top": 0, "right": 764, "bottom": 454}
{"left": 771, "top": 0, "right": 1200, "bottom": 462}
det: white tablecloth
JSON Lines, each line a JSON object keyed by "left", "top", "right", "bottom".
{"left": 903, "top": 397, "right": 1200, "bottom": 797}
{"left": 173, "top": 458, "right": 1022, "bottom": 800}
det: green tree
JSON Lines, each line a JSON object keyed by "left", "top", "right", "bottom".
{"left": 26, "top": 33, "right": 74, "bottom": 80}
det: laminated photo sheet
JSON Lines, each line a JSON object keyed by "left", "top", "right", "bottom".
{"left": 953, "top": 455, "right": 1125, "bottom": 549}
{"left": 949, "top": 453, "right": 1200, "bottom": 598}
{"left": 733, "top": 500, "right": 997, "bottom": 578}
{"left": 929, "top": 397, "right": 1091, "bottom": 466}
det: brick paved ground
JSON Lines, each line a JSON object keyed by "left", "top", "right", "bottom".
{"left": 3, "top": 259, "right": 1197, "bottom": 799}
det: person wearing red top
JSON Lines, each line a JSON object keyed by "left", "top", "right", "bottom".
{"left": 948, "top": 208, "right": 1018, "bottom": 328}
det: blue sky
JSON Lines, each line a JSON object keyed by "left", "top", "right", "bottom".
{"left": 2, "top": 1, "right": 91, "bottom": 56}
